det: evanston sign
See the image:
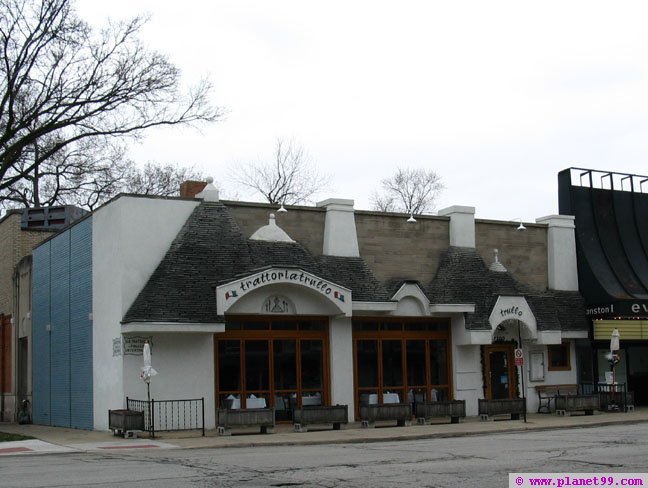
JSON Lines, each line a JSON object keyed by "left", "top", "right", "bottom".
{"left": 586, "top": 301, "right": 648, "bottom": 319}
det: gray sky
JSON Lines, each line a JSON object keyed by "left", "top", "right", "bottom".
{"left": 77, "top": 0, "right": 648, "bottom": 221}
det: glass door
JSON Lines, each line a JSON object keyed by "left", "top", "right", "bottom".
{"left": 484, "top": 345, "right": 515, "bottom": 399}
{"left": 273, "top": 340, "right": 297, "bottom": 421}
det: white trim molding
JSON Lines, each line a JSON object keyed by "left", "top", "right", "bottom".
{"left": 352, "top": 301, "right": 397, "bottom": 312}
{"left": 121, "top": 322, "right": 225, "bottom": 333}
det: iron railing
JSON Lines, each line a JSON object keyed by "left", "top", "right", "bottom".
{"left": 126, "top": 397, "right": 205, "bottom": 438}
{"left": 579, "top": 382, "right": 630, "bottom": 411}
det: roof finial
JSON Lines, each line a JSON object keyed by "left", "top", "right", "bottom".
{"left": 196, "top": 176, "right": 219, "bottom": 201}
{"left": 250, "top": 212, "right": 295, "bottom": 242}
{"left": 489, "top": 248, "right": 507, "bottom": 272}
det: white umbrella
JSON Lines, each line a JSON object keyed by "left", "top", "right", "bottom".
{"left": 608, "top": 329, "right": 620, "bottom": 390}
{"left": 610, "top": 329, "right": 620, "bottom": 352}
{"left": 140, "top": 340, "right": 157, "bottom": 402}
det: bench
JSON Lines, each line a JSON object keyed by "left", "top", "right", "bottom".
{"left": 535, "top": 384, "right": 578, "bottom": 413}
{"left": 293, "top": 405, "right": 349, "bottom": 432}
{"left": 555, "top": 394, "right": 599, "bottom": 416}
{"left": 478, "top": 398, "right": 525, "bottom": 421}
{"left": 359, "top": 403, "right": 411, "bottom": 428}
{"left": 415, "top": 400, "right": 466, "bottom": 424}
{"left": 217, "top": 408, "right": 275, "bottom": 435}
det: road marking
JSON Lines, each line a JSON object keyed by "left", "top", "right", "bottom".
{"left": 0, "top": 447, "right": 33, "bottom": 454}
{"left": 98, "top": 444, "right": 160, "bottom": 449}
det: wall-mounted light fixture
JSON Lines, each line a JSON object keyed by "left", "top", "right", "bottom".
{"left": 511, "top": 218, "right": 526, "bottom": 231}
{"left": 277, "top": 203, "right": 287, "bottom": 213}
{"left": 407, "top": 213, "right": 416, "bottom": 223}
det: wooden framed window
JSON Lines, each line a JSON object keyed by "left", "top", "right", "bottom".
{"left": 352, "top": 318, "right": 451, "bottom": 417}
{"left": 547, "top": 342, "right": 571, "bottom": 371}
{"left": 215, "top": 316, "right": 329, "bottom": 422}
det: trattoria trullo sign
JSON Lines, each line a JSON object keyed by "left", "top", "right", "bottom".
{"left": 216, "top": 268, "right": 353, "bottom": 316}
{"left": 500, "top": 305, "right": 525, "bottom": 319}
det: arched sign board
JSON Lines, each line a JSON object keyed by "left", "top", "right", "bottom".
{"left": 216, "top": 267, "right": 353, "bottom": 317}
{"left": 488, "top": 296, "right": 538, "bottom": 340}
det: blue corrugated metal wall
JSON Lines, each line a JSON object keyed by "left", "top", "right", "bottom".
{"left": 50, "top": 235, "right": 71, "bottom": 427}
{"left": 69, "top": 219, "right": 93, "bottom": 429}
{"left": 32, "top": 242, "right": 51, "bottom": 425}
{"left": 32, "top": 217, "right": 93, "bottom": 429}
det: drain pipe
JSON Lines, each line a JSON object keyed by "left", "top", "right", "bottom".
{"left": 0, "top": 313, "right": 5, "bottom": 422}
{"left": 518, "top": 320, "right": 527, "bottom": 423}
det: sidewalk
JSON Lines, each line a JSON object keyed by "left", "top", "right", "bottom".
{"left": 1, "top": 408, "right": 647, "bottom": 456}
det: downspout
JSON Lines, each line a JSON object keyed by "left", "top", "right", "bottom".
{"left": 0, "top": 312, "right": 4, "bottom": 422}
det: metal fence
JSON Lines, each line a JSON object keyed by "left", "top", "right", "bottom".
{"left": 126, "top": 397, "right": 205, "bottom": 438}
{"left": 579, "top": 383, "right": 630, "bottom": 411}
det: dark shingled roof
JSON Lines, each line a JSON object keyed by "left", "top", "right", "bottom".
{"left": 318, "top": 255, "right": 391, "bottom": 302}
{"left": 123, "top": 201, "right": 388, "bottom": 324}
{"left": 123, "top": 202, "right": 252, "bottom": 323}
{"left": 428, "top": 247, "right": 587, "bottom": 332}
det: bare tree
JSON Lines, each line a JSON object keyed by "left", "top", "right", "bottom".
{"left": 123, "top": 162, "right": 203, "bottom": 198}
{"left": 0, "top": 137, "right": 131, "bottom": 209}
{"left": 231, "top": 139, "right": 329, "bottom": 205}
{"left": 371, "top": 168, "right": 444, "bottom": 215}
{"left": 0, "top": 0, "right": 220, "bottom": 195}
{"left": 0, "top": 143, "right": 204, "bottom": 210}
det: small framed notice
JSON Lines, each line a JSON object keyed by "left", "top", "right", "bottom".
{"left": 112, "top": 337, "right": 122, "bottom": 357}
{"left": 123, "top": 336, "right": 153, "bottom": 355}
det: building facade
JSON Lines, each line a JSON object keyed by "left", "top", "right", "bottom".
{"left": 559, "top": 168, "right": 648, "bottom": 405}
{"left": 0, "top": 206, "right": 86, "bottom": 421}
{"left": 31, "top": 182, "right": 587, "bottom": 430}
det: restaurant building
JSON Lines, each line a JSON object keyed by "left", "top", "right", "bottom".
{"left": 31, "top": 180, "right": 587, "bottom": 430}
{"left": 559, "top": 168, "right": 648, "bottom": 405}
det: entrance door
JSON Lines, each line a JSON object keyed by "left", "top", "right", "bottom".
{"left": 484, "top": 345, "right": 515, "bottom": 400}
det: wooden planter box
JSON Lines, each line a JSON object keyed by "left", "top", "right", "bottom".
{"left": 478, "top": 398, "right": 525, "bottom": 421}
{"left": 555, "top": 395, "right": 599, "bottom": 416}
{"left": 415, "top": 400, "right": 466, "bottom": 424}
{"left": 293, "top": 405, "right": 349, "bottom": 432}
{"left": 109, "top": 409, "right": 144, "bottom": 438}
{"left": 359, "top": 403, "right": 411, "bottom": 428}
{"left": 217, "top": 408, "right": 275, "bottom": 435}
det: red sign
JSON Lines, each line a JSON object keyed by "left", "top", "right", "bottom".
{"left": 514, "top": 348, "right": 524, "bottom": 366}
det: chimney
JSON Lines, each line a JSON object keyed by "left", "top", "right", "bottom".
{"left": 535, "top": 215, "right": 578, "bottom": 291}
{"left": 180, "top": 180, "right": 208, "bottom": 199}
{"left": 438, "top": 205, "right": 475, "bottom": 248}
{"left": 316, "top": 198, "right": 360, "bottom": 257}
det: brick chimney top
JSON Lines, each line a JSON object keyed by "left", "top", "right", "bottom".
{"left": 180, "top": 180, "right": 208, "bottom": 199}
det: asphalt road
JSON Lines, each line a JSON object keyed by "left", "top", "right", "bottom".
{"left": 1, "top": 423, "right": 647, "bottom": 488}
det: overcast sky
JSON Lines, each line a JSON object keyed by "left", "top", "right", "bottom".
{"left": 76, "top": 1, "right": 648, "bottom": 221}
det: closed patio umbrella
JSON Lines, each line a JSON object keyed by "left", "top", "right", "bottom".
{"left": 140, "top": 340, "right": 157, "bottom": 402}
{"left": 610, "top": 329, "right": 620, "bottom": 352}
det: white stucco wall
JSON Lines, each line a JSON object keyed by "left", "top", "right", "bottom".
{"left": 92, "top": 196, "right": 199, "bottom": 430}
{"left": 123, "top": 333, "right": 216, "bottom": 429}
{"left": 523, "top": 341, "right": 578, "bottom": 413}
{"left": 329, "top": 316, "right": 355, "bottom": 421}
{"left": 451, "top": 315, "right": 483, "bottom": 416}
